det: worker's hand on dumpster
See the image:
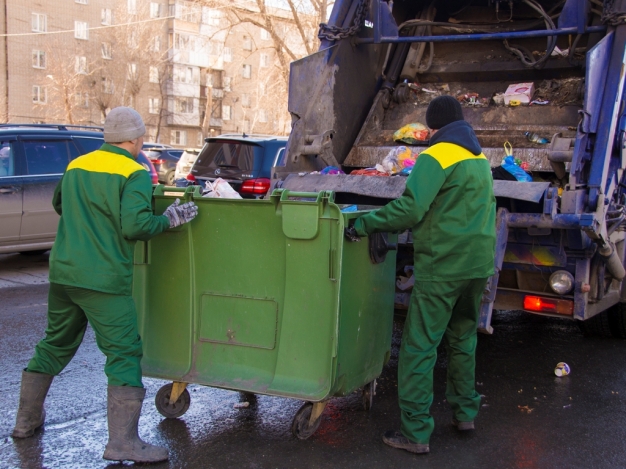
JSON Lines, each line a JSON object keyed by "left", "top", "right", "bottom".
{"left": 344, "top": 225, "right": 361, "bottom": 242}
{"left": 163, "top": 198, "right": 199, "bottom": 228}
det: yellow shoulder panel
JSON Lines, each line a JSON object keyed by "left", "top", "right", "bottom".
{"left": 66, "top": 150, "right": 144, "bottom": 178}
{"left": 420, "top": 142, "right": 486, "bottom": 170}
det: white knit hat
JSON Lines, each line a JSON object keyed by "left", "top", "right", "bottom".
{"left": 103, "top": 107, "right": 146, "bottom": 143}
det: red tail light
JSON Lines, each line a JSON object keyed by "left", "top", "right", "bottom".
{"left": 523, "top": 295, "right": 574, "bottom": 315}
{"left": 186, "top": 173, "right": 196, "bottom": 182}
{"left": 240, "top": 178, "right": 271, "bottom": 195}
{"left": 151, "top": 159, "right": 165, "bottom": 164}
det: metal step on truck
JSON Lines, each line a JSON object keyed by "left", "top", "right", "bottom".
{"left": 273, "top": 0, "right": 626, "bottom": 336}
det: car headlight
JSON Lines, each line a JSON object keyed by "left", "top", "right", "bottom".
{"left": 549, "top": 270, "right": 575, "bottom": 295}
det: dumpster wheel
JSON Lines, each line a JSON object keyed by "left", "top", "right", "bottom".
{"left": 362, "top": 380, "right": 376, "bottom": 411}
{"left": 291, "top": 402, "right": 325, "bottom": 440}
{"left": 155, "top": 383, "right": 191, "bottom": 419}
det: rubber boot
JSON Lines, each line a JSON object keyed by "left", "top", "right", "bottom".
{"left": 12, "top": 371, "right": 54, "bottom": 438}
{"left": 103, "top": 386, "right": 169, "bottom": 463}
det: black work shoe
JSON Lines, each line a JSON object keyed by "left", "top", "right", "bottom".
{"left": 452, "top": 418, "right": 475, "bottom": 431}
{"left": 382, "top": 430, "right": 429, "bottom": 454}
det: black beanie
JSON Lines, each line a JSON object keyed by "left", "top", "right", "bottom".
{"left": 425, "top": 95, "right": 464, "bottom": 130}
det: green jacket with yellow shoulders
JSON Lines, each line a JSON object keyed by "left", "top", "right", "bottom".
{"left": 354, "top": 120, "right": 496, "bottom": 281}
{"left": 49, "top": 144, "right": 169, "bottom": 295}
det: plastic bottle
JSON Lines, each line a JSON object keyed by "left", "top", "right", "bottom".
{"left": 525, "top": 131, "right": 549, "bottom": 145}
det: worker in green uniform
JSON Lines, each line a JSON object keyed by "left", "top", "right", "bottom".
{"left": 349, "top": 96, "right": 496, "bottom": 454}
{"left": 12, "top": 107, "right": 198, "bottom": 464}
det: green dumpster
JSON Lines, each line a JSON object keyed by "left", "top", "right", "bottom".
{"left": 133, "top": 185, "right": 397, "bottom": 439}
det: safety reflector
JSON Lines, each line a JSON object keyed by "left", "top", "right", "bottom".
{"left": 523, "top": 295, "right": 574, "bottom": 316}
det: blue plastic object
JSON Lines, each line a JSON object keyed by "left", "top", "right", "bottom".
{"left": 502, "top": 156, "right": 532, "bottom": 182}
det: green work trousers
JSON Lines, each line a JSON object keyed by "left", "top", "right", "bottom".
{"left": 27, "top": 282, "right": 143, "bottom": 387}
{"left": 399, "top": 277, "right": 488, "bottom": 444}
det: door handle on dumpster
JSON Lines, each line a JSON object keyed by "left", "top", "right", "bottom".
{"left": 369, "top": 232, "right": 397, "bottom": 264}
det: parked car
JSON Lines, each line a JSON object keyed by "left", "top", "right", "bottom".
{"left": 142, "top": 142, "right": 173, "bottom": 150}
{"left": 187, "top": 134, "right": 287, "bottom": 198}
{"left": 144, "top": 147, "right": 183, "bottom": 185}
{"left": 0, "top": 124, "right": 157, "bottom": 254}
{"left": 174, "top": 148, "right": 201, "bottom": 181}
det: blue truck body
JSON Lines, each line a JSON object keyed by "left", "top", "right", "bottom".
{"left": 277, "top": 0, "right": 626, "bottom": 335}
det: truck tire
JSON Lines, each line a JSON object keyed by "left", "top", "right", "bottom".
{"left": 608, "top": 303, "right": 626, "bottom": 338}
{"left": 579, "top": 304, "right": 626, "bottom": 338}
{"left": 579, "top": 310, "right": 613, "bottom": 338}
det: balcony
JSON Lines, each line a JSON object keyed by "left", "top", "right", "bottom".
{"left": 212, "top": 88, "right": 224, "bottom": 99}
{"left": 210, "top": 117, "right": 222, "bottom": 127}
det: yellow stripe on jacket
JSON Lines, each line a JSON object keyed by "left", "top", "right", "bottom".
{"left": 66, "top": 150, "right": 144, "bottom": 178}
{"left": 421, "top": 142, "right": 487, "bottom": 170}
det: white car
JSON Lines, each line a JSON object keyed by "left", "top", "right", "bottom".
{"left": 174, "top": 148, "right": 201, "bottom": 181}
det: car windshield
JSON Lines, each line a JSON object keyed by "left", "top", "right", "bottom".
{"left": 192, "top": 141, "right": 259, "bottom": 176}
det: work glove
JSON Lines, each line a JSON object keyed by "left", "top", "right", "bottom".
{"left": 163, "top": 198, "right": 198, "bottom": 228}
{"left": 344, "top": 225, "right": 361, "bottom": 242}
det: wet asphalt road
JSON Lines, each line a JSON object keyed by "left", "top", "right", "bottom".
{"left": 2, "top": 256, "right": 626, "bottom": 468}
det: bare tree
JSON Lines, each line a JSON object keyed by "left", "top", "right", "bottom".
{"left": 36, "top": 37, "right": 96, "bottom": 125}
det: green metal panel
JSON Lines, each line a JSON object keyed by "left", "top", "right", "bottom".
{"left": 134, "top": 187, "right": 396, "bottom": 402}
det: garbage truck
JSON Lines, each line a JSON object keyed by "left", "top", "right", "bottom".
{"left": 274, "top": 0, "right": 626, "bottom": 336}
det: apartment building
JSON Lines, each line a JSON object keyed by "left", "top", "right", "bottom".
{"left": 0, "top": 0, "right": 315, "bottom": 147}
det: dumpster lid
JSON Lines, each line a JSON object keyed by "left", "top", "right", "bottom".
{"left": 280, "top": 174, "right": 550, "bottom": 203}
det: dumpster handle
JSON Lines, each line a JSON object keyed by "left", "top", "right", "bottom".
{"left": 153, "top": 184, "right": 202, "bottom": 201}
{"left": 272, "top": 189, "right": 335, "bottom": 203}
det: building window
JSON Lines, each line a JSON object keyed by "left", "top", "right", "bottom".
{"left": 176, "top": 97, "right": 194, "bottom": 114}
{"left": 243, "top": 119, "right": 250, "bottom": 133}
{"left": 150, "top": 2, "right": 161, "bottom": 18}
{"left": 101, "top": 42, "right": 112, "bottom": 59}
{"left": 152, "top": 36, "right": 161, "bottom": 52}
{"left": 127, "top": 0, "right": 137, "bottom": 15}
{"left": 32, "top": 13, "right": 47, "bottom": 32}
{"left": 259, "top": 109, "right": 268, "bottom": 123}
{"left": 242, "top": 64, "right": 251, "bottom": 79}
{"left": 223, "top": 47, "right": 232, "bottom": 63}
{"left": 243, "top": 35, "right": 252, "bottom": 51}
{"left": 76, "top": 0, "right": 88, "bottom": 4}
{"left": 75, "top": 92, "right": 89, "bottom": 108}
{"left": 204, "top": 8, "right": 220, "bottom": 26}
{"left": 222, "top": 105, "right": 231, "bottom": 121}
{"left": 223, "top": 77, "right": 231, "bottom": 91}
{"left": 174, "top": 65, "right": 198, "bottom": 84}
{"left": 171, "top": 130, "right": 187, "bottom": 146}
{"left": 260, "top": 53, "right": 269, "bottom": 68}
{"left": 102, "top": 77, "right": 114, "bottom": 94}
{"left": 32, "top": 50, "right": 46, "bottom": 69}
{"left": 75, "top": 56, "right": 87, "bottom": 74}
{"left": 176, "top": 1, "right": 200, "bottom": 22}
{"left": 75, "top": 21, "right": 89, "bottom": 40}
{"left": 149, "top": 66, "right": 159, "bottom": 83}
{"left": 259, "top": 82, "right": 265, "bottom": 95}
{"left": 149, "top": 98, "right": 160, "bottom": 114}
{"left": 197, "top": 132, "right": 204, "bottom": 146}
{"left": 127, "top": 63, "right": 137, "bottom": 80}
{"left": 101, "top": 8, "right": 112, "bottom": 25}
{"left": 32, "top": 85, "right": 46, "bottom": 104}
{"left": 242, "top": 94, "right": 250, "bottom": 108}
{"left": 261, "top": 28, "right": 270, "bottom": 40}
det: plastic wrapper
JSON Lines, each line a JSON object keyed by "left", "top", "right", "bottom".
{"left": 378, "top": 146, "right": 418, "bottom": 174}
{"left": 393, "top": 122, "right": 429, "bottom": 144}
{"left": 350, "top": 168, "right": 389, "bottom": 177}
{"left": 320, "top": 166, "right": 345, "bottom": 175}
{"left": 202, "top": 178, "right": 242, "bottom": 199}
{"left": 501, "top": 141, "right": 532, "bottom": 182}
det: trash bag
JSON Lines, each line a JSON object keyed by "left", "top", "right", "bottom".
{"left": 202, "top": 178, "right": 242, "bottom": 198}
{"left": 393, "top": 123, "right": 429, "bottom": 144}
{"left": 501, "top": 156, "right": 532, "bottom": 182}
